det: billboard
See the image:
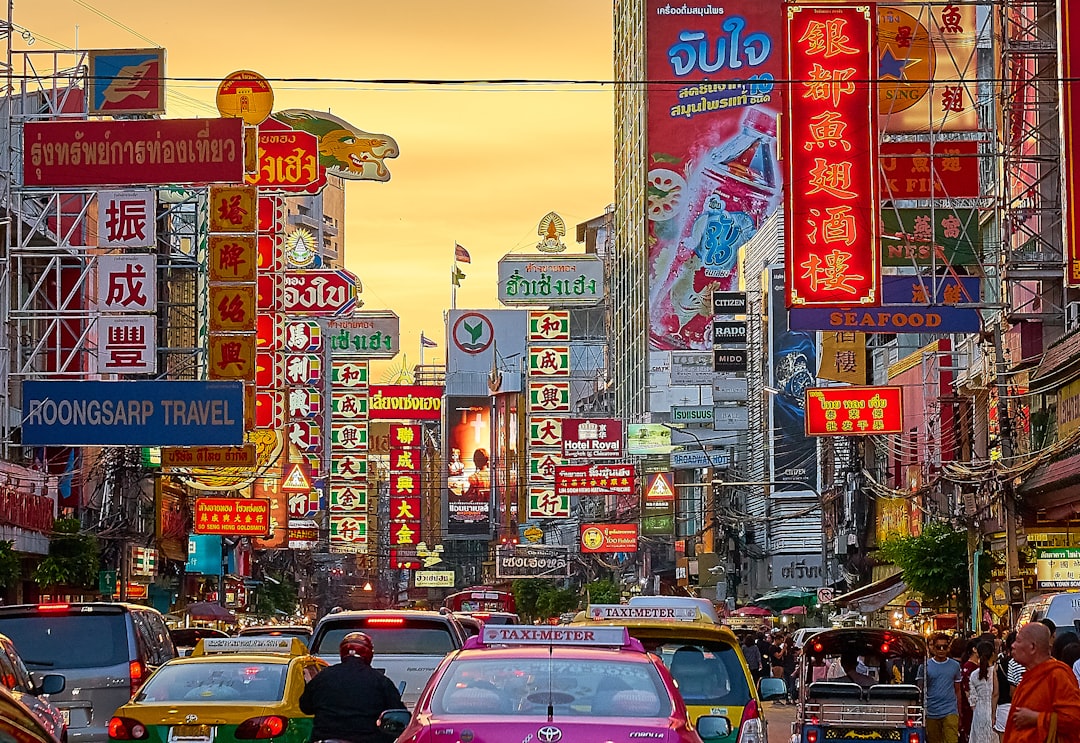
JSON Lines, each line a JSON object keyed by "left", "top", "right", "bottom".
{"left": 495, "top": 545, "right": 571, "bottom": 579}
{"left": 580, "top": 523, "right": 639, "bottom": 553}
{"left": 322, "top": 312, "right": 400, "bottom": 358}
{"left": 22, "top": 380, "right": 244, "bottom": 446}
{"left": 497, "top": 255, "right": 604, "bottom": 306}
{"left": 193, "top": 498, "right": 271, "bottom": 536}
{"left": 560, "top": 418, "right": 623, "bottom": 460}
{"left": 446, "top": 310, "right": 527, "bottom": 395}
{"left": 880, "top": 208, "right": 981, "bottom": 266}
{"left": 446, "top": 396, "right": 492, "bottom": 536}
{"left": 785, "top": 4, "right": 879, "bottom": 308}
{"left": 646, "top": 0, "right": 784, "bottom": 350}
{"left": 805, "top": 385, "right": 904, "bottom": 436}
{"left": 627, "top": 424, "right": 673, "bottom": 455}
{"left": 368, "top": 385, "right": 443, "bottom": 421}
{"left": 24, "top": 118, "right": 243, "bottom": 186}
{"left": 554, "top": 464, "right": 636, "bottom": 498}
{"left": 879, "top": 141, "right": 981, "bottom": 199}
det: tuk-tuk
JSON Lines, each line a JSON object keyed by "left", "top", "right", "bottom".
{"left": 788, "top": 627, "right": 927, "bottom": 743}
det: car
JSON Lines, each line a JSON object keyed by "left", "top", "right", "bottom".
{"left": 377, "top": 623, "right": 734, "bottom": 743}
{"left": 791, "top": 627, "right": 830, "bottom": 649}
{"left": 0, "top": 683, "right": 63, "bottom": 743}
{"left": 236, "top": 625, "right": 312, "bottom": 648}
{"left": 0, "top": 632, "right": 67, "bottom": 742}
{"left": 168, "top": 628, "right": 229, "bottom": 657}
{"left": 450, "top": 611, "right": 519, "bottom": 637}
{"left": 308, "top": 609, "right": 466, "bottom": 710}
{"left": 0, "top": 602, "right": 176, "bottom": 743}
{"left": 1017, "top": 591, "right": 1080, "bottom": 633}
{"left": 573, "top": 604, "right": 766, "bottom": 743}
{"left": 107, "top": 637, "right": 326, "bottom": 743}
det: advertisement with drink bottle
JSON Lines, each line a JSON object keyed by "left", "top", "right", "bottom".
{"left": 646, "top": 1, "right": 783, "bottom": 350}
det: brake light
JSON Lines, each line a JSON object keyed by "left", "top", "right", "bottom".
{"left": 472, "top": 612, "right": 491, "bottom": 620}
{"left": 128, "top": 660, "right": 145, "bottom": 697}
{"left": 108, "top": 717, "right": 148, "bottom": 740}
{"left": 364, "top": 617, "right": 405, "bottom": 626}
{"left": 744, "top": 699, "right": 759, "bottom": 720}
{"left": 908, "top": 733, "right": 920, "bottom": 743}
{"left": 235, "top": 716, "right": 287, "bottom": 739}
{"left": 807, "top": 729, "right": 819, "bottom": 743}
{"left": 38, "top": 603, "right": 71, "bottom": 612}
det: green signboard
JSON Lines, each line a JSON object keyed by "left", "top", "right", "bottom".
{"left": 880, "top": 208, "right": 981, "bottom": 266}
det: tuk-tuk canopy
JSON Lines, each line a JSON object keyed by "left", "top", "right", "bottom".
{"left": 802, "top": 627, "right": 927, "bottom": 659}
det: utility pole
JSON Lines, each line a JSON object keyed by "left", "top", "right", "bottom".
{"left": 992, "top": 324, "right": 1021, "bottom": 616}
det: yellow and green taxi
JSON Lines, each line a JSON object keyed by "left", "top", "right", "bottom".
{"left": 572, "top": 604, "right": 768, "bottom": 743}
{"left": 108, "top": 637, "right": 326, "bottom": 743}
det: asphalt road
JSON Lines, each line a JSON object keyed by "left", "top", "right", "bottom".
{"left": 764, "top": 700, "right": 797, "bottom": 743}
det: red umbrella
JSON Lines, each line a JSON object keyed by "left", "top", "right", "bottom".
{"left": 781, "top": 605, "right": 808, "bottom": 615}
{"left": 733, "top": 606, "right": 773, "bottom": 617}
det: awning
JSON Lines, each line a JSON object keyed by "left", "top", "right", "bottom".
{"left": 831, "top": 572, "right": 906, "bottom": 613}
{"left": 1018, "top": 451, "right": 1080, "bottom": 516}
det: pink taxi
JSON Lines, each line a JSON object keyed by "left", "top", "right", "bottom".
{"left": 376, "top": 624, "right": 733, "bottom": 743}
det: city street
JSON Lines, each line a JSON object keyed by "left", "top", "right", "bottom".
{"left": 765, "top": 700, "right": 797, "bottom": 743}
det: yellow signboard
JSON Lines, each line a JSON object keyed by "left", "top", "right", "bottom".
{"left": 209, "top": 333, "right": 256, "bottom": 381}
{"left": 209, "top": 284, "right": 257, "bottom": 332}
{"left": 162, "top": 445, "right": 257, "bottom": 469}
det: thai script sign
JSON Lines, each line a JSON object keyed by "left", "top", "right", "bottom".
{"left": 554, "top": 464, "right": 636, "bottom": 497}
{"left": 193, "top": 497, "right": 270, "bottom": 536}
{"left": 804, "top": 385, "right": 904, "bottom": 436}
{"left": 580, "top": 523, "right": 639, "bottom": 553}
{"left": 560, "top": 417, "right": 623, "bottom": 460}
{"left": 22, "top": 380, "right": 244, "bottom": 446}
{"left": 0, "top": 488, "right": 54, "bottom": 534}
{"left": 495, "top": 545, "right": 571, "bottom": 579}
{"left": 24, "top": 118, "right": 243, "bottom": 186}
{"left": 497, "top": 255, "right": 604, "bottom": 306}
{"left": 1037, "top": 548, "right": 1080, "bottom": 589}
{"left": 790, "top": 275, "right": 981, "bottom": 333}
{"left": 881, "top": 208, "right": 981, "bottom": 266}
{"left": 368, "top": 385, "right": 443, "bottom": 421}
{"left": 879, "top": 141, "right": 980, "bottom": 200}
{"left": 671, "top": 406, "right": 714, "bottom": 425}
{"left": 281, "top": 270, "right": 359, "bottom": 315}
{"left": 246, "top": 123, "right": 326, "bottom": 194}
{"left": 414, "top": 571, "right": 456, "bottom": 588}
{"left": 785, "top": 4, "right": 879, "bottom": 307}
{"left": 322, "top": 312, "right": 400, "bottom": 358}
{"left": 162, "top": 445, "right": 257, "bottom": 468}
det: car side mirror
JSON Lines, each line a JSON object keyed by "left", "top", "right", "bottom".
{"left": 758, "top": 677, "right": 788, "bottom": 700}
{"left": 377, "top": 709, "right": 410, "bottom": 737}
{"left": 37, "top": 674, "right": 65, "bottom": 695}
{"left": 696, "top": 715, "right": 733, "bottom": 741}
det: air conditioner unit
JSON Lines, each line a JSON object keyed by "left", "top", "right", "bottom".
{"left": 1068, "top": 302, "right": 1080, "bottom": 332}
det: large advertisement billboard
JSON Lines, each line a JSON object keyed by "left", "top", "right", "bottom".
{"left": 646, "top": 1, "right": 784, "bottom": 350}
{"left": 446, "top": 396, "right": 492, "bottom": 536}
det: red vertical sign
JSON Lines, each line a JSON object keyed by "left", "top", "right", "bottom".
{"left": 389, "top": 423, "right": 422, "bottom": 558}
{"left": 785, "top": 4, "right": 879, "bottom": 307}
{"left": 1063, "top": 1, "right": 1080, "bottom": 285}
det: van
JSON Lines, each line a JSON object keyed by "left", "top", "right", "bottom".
{"left": 1016, "top": 591, "right": 1080, "bottom": 634}
{"left": 308, "top": 609, "right": 466, "bottom": 709}
{"left": 0, "top": 602, "right": 176, "bottom": 743}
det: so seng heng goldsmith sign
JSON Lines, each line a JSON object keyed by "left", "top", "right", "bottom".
{"left": 804, "top": 386, "right": 904, "bottom": 436}
{"left": 497, "top": 255, "right": 604, "bottom": 306}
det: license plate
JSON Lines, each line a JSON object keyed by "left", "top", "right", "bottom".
{"left": 170, "top": 724, "right": 214, "bottom": 743}
{"left": 59, "top": 709, "right": 70, "bottom": 726}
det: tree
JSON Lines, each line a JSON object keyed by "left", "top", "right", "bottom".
{"left": 0, "top": 541, "right": 21, "bottom": 589}
{"left": 879, "top": 520, "right": 975, "bottom": 610}
{"left": 251, "top": 572, "right": 299, "bottom": 618}
{"left": 582, "top": 579, "right": 621, "bottom": 605}
{"left": 33, "top": 518, "right": 100, "bottom": 589}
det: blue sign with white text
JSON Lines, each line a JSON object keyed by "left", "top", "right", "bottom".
{"left": 22, "top": 380, "right": 244, "bottom": 446}
{"left": 789, "top": 276, "right": 981, "bottom": 333}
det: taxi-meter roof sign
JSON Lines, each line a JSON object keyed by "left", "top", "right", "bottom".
{"left": 587, "top": 604, "right": 698, "bottom": 621}
{"left": 480, "top": 625, "right": 631, "bottom": 647}
{"left": 194, "top": 637, "right": 300, "bottom": 655}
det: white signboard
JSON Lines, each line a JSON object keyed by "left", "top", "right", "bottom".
{"left": 713, "top": 377, "right": 748, "bottom": 401}
{"left": 97, "top": 254, "right": 156, "bottom": 312}
{"left": 497, "top": 254, "right": 604, "bottom": 306}
{"left": 671, "top": 449, "right": 730, "bottom": 469}
{"left": 713, "top": 406, "right": 749, "bottom": 430}
{"left": 98, "top": 190, "right": 155, "bottom": 247}
{"left": 670, "top": 351, "right": 714, "bottom": 385}
{"left": 97, "top": 315, "right": 156, "bottom": 374}
{"left": 414, "top": 570, "right": 456, "bottom": 588}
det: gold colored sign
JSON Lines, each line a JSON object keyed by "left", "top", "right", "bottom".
{"left": 209, "top": 333, "right": 256, "bottom": 381}
{"left": 209, "top": 235, "right": 257, "bottom": 282}
{"left": 216, "top": 70, "right": 275, "bottom": 127}
{"left": 162, "top": 445, "right": 257, "bottom": 469}
{"left": 210, "top": 284, "right": 257, "bottom": 332}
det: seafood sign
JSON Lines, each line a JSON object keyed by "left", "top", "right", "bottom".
{"left": 23, "top": 118, "right": 243, "bottom": 186}
{"left": 281, "top": 270, "right": 360, "bottom": 315}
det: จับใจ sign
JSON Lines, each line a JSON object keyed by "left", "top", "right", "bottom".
{"left": 804, "top": 386, "right": 904, "bottom": 436}
{"left": 194, "top": 497, "right": 271, "bottom": 536}
{"left": 21, "top": 380, "right": 244, "bottom": 446}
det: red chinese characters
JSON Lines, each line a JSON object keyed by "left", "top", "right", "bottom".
{"left": 785, "top": 5, "right": 879, "bottom": 307}
{"left": 804, "top": 385, "right": 904, "bottom": 436}
{"left": 389, "top": 423, "right": 422, "bottom": 553}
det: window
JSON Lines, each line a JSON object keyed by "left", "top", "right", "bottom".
{"left": 0, "top": 614, "right": 129, "bottom": 669}
{"left": 652, "top": 641, "right": 751, "bottom": 706}
{"left": 137, "top": 662, "right": 288, "bottom": 703}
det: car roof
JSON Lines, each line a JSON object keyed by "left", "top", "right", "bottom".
{"left": 239, "top": 625, "right": 311, "bottom": 634}
{"left": 452, "top": 644, "right": 657, "bottom": 662}
{"left": 319, "top": 609, "right": 453, "bottom": 621}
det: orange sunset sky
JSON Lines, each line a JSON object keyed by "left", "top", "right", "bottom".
{"left": 16, "top": 1, "right": 616, "bottom": 378}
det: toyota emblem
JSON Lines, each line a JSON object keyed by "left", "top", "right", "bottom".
{"left": 537, "top": 726, "right": 562, "bottom": 743}
{"left": 184, "top": 715, "right": 198, "bottom": 723}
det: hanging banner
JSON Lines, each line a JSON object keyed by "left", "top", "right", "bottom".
{"left": 785, "top": 4, "right": 880, "bottom": 307}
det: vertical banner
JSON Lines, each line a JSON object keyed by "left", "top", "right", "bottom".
{"left": 1063, "top": 0, "right": 1080, "bottom": 284}
{"left": 646, "top": 1, "right": 784, "bottom": 350}
{"left": 768, "top": 266, "right": 818, "bottom": 490}
{"left": 784, "top": 3, "right": 879, "bottom": 307}
{"left": 446, "top": 397, "right": 492, "bottom": 536}
{"left": 389, "top": 424, "right": 422, "bottom": 556}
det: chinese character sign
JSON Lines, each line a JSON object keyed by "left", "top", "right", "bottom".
{"left": 1064, "top": 0, "right": 1080, "bottom": 285}
{"left": 389, "top": 423, "right": 422, "bottom": 549}
{"left": 98, "top": 190, "right": 155, "bottom": 247}
{"left": 785, "top": 4, "right": 880, "bottom": 308}
{"left": 97, "top": 254, "right": 156, "bottom": 312}
{"left": 804, "top": 385, "right": 903, "bottom": 436}
{"left": 97, "top": 316, "right": 156, "bottom": 374}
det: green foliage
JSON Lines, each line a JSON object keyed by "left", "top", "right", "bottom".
{"left": 582, "top": 579, "right": 621, "bottom": 606}
{"left": 512, "top": 579, "right": 579, "bottom": 622}
{"left": 252, "top": 573, "right": 299, "bottom": 618}
{"left": 0, "top": 541, "right": 21, "bottom": 588}
{"left": 33, "top": 518, "right": 100, "bottom": 589}
{"left": 879, "top": 521, "right": 971, "bottom": 608}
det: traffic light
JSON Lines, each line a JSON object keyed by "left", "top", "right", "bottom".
{"left": 1008, "top": 579, "right": 1025, "bottom": 604}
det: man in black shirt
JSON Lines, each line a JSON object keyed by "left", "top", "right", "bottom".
{"left": 299, "top": 632, "right": 406, "bottom": 743}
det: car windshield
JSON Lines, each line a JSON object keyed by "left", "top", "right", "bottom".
{"left": 318, "top": 624, "right": 455, "bottom": 655}
{"left": 0, "top": 614, "right": 128, "bottom": 669}
{"left": 650, "top": 641, "right": 752, "bottom": 706}
{"left": 430, "top": 656, "right": 670, "bottom": 717}
{"left": 136, "top": 662, "right": 288, "bottom": 703}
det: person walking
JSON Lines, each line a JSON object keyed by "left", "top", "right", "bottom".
{"left": 1003, "top": 622, "right": 1080, "bottom": 743}
{"left": 922, "top": 632, "right": 963, "bottom": 743}
{"left": 299, "top": 632, "right": 406, "bottom": 743}
{"left": 967, "top": 641, "right": 997, "bottom": 743}
{"left": 995, "top": 632, "right": 1017, "bottom": 742}
{"left": 742, "top": 633, "right": 763, "bottom": 686}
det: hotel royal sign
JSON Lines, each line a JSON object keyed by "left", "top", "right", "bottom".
{"left": 784, "top": 4, "right": 880, "bottom": 308}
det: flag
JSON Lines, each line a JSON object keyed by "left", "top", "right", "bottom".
{"left": 420, "top": 332, "right": 438, "bottom": 349}
{"left": 454, "top": 243, "right": 471, "bottom": 264}
{"left": 452, "top": 265, "right": 466, "bottom": 287}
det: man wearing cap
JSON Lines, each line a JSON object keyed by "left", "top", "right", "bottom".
{"left": 299, "top": 631, "right": 406, "bottom": 743}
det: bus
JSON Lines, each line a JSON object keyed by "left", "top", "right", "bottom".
{"left": 444, "top": 587, "right": 516, "bottom": 614}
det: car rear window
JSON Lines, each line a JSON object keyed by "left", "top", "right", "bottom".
{"left": 0, "top": 613, "right": 129, "bottom": 669}
{"left": 316, "top": 619, "right": 456, "bottom": 655}
{"left": 431, "top": 656, "right": 670, "bottom": 717}
{"left": 653, "top": 641, "right": 751, "bottom": 706}
{"left": 137, "top": 662, "right": 288, "bottom": 703}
